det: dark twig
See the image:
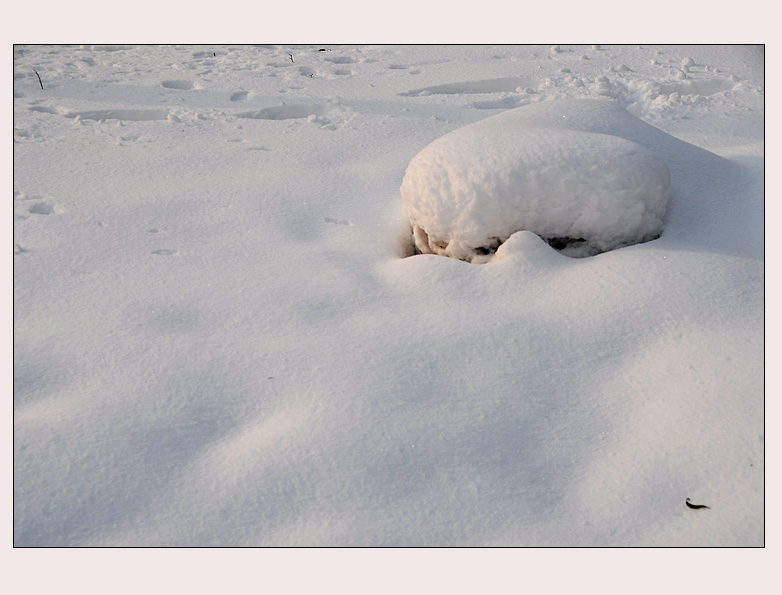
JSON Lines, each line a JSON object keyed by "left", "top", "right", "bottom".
{"left": 289, "top": 54, "right": 294, "bottom": 63}
{"left": 34, "top": 70, "right": 44, "bottom": 90}
{"left": 685, "top": 498, "right": 710, "bottom": 510}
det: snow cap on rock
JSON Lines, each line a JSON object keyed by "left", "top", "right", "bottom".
{"left": 401, "top": 99, "right": 672, "bottom": 263}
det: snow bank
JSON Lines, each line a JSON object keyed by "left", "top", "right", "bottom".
{"left": 401, "top": 99, "right": 672, "bottom": 262}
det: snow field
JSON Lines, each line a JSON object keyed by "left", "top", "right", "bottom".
{"left": 13, "top": 45, "right": 764, "bottom": 547}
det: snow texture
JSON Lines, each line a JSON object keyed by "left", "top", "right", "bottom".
{"left": 402, "top": 100, "right": 672, "bottom": 262}
{"left": 13, "top": 44, "right": 764, "bottom": 548}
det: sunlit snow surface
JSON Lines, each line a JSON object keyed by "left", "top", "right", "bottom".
{"left": 13, "top": 45, "right": 763, "bottom": 546}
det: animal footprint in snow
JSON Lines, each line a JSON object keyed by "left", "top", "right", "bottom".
{"left": 237, "top": 104, "right": 324, "bottom": 121}
{"left": 28, "top": 105, "right": 60, "bottom": 115}
{"left": 325, "top": 56, "right": 354, "bottom": 65}
{"left": 401, "top": 76, "right": 534, "bottom": 97}
{"left": 162, "top": 80, "right": 195, "bottom": 90}
{"left": 28, "top": 201, "right": 59, "bottom": 215}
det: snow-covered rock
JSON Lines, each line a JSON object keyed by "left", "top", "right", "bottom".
{"left": 401, "top": 99, "right": 672, "bottom": 262}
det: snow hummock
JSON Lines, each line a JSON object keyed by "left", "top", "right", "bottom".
{"left": 401, "top": 99, "right": 672, "bottom": 262}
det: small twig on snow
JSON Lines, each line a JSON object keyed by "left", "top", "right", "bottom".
{"left": 34, "top": 70, "right": 44, "bottom": 90}
{"left": 685, "top": 498, "right": 710, "bottom": 510}
{"left": 289, "top": 54, "right": 294, "bottom": 63}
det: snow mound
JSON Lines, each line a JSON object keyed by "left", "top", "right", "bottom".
{"left": 401, "top": 99, "right": 672, "bottom": 262}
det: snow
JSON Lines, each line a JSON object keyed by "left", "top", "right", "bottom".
{"left": 12, "top": 44, "right": 764, "bottom": 549}
{"left": 401, "top": 99, "right": 672, "bottom": 261}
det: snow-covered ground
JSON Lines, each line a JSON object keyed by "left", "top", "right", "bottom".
{"left": 13, "top": 44, "right": 763, "bottom": 548}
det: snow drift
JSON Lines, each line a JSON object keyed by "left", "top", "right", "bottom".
{"left": 13, "top": 45, "right": 763, "bottom": 548}
{"left": 401, "top": 99, "right": 673, "bottom": 262}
